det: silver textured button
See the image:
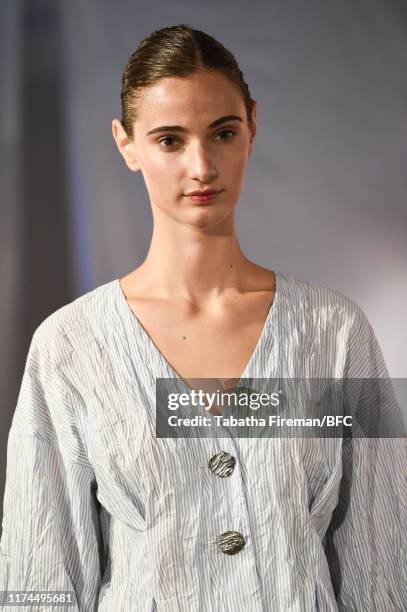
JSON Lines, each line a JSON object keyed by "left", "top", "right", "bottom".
{"left": 217, "top": 531, "right": 246, "bottom": 555}
{"left": 208, "top": 451, "right": 236, "bottom": 478}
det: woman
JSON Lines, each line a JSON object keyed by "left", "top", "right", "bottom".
{"left": 0, "top": 24, "right": 405, "bottom": 612}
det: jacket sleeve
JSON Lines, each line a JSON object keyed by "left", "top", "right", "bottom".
{"left": 323, "top": 303, "right": 407, "bottom": 610}
{"left": 0, "top": 321, "right": 105, "bottom": 611}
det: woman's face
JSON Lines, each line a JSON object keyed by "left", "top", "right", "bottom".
{"left": 113, "top": 69, "right": 257, "bottom": 228}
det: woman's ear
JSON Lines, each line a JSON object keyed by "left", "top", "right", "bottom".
{"left": 248, "top": 100, "right": 257, "bottom": 157}
{"left": 111, "top": 119, "right": 140, "bottom": 172}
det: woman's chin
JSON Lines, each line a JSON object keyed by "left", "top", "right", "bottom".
{"left": 187, "top": 206, "right": 234, "bottom": 229}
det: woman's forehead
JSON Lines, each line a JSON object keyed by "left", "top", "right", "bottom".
{"left": 136, "top": 72, "right": 245, "bottom": 123}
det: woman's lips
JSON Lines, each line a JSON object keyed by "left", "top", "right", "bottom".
{"left": 186, "top": 190, "right": 223, "bottom": 203}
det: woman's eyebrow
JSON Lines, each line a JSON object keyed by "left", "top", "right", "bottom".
{"left": 146, "top": 115, "right": 243, "bottom": 136}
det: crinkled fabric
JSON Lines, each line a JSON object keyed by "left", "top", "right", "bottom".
{"left": 0, "top": 272, "right": 406, "bottom": 611}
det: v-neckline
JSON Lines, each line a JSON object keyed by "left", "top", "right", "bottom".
{"left": 115, "top": 272, "right": 280, "bottom": 393}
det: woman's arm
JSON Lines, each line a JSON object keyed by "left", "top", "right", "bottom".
{"left": 324, "top": 303, "right": 407, "bottom": 610}
{"left": 0, "top": 322, "right": 104, "bottom": 612}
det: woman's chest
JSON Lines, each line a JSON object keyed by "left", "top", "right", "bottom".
{"left": 123, "top": 292, "right": 275, "bottom": 381}
{"left": 84, "top": 383, "right": 342, "bottom": 530}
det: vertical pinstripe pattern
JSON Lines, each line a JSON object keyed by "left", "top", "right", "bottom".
{"left": 0, "top": 272, "right": 406, "bottom": 611}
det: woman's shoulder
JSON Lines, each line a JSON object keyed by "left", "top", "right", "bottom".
{"left": 30, "top": 278, "right": 119, "bottom": 357}
{"left": 276, "top": 270, "right": 367, "bottom": 326}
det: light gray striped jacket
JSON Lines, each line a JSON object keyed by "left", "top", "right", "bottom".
{"left": 0, "top": 272, "right": 406, "bottom": 611}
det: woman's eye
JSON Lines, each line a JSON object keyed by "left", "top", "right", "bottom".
{"left": 214, "top": 128, "right": 236, "bottom": 141}
{"left": 158, "top": 136, "right": 179, "bottom": 148}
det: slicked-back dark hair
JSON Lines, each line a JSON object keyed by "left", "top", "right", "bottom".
{"left": 121, "top": 24, "right": 254, "bottom": 138}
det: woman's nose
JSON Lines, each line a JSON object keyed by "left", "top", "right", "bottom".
{"left": 187, "top": 143, "right": 218, "bottom": 183}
